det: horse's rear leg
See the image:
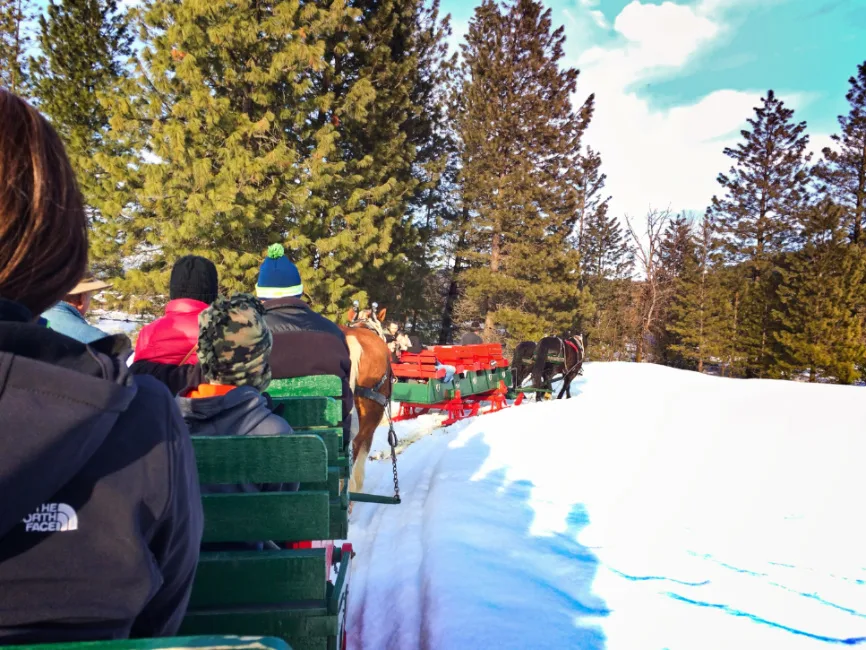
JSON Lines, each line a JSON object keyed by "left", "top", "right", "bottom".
{"left": 556, "top": 380, "right": 567, "bottom": 399}
{"left": 347, "top": 404, "right": 377, "bottom": 514}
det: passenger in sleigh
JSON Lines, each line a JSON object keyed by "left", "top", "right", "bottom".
{"left": 176, "top": 294, "right": 294, "bottom": 551}
{"left": 254, "top": 244, "right": 356, "bottom": 445}
{"left": 176, "top": 293, "right": 292, "bottom": 459}
{"left": 459, "top": 321, "right": 484, "bottom": 345}
{"left": 0, "top": 89, "right": 203, "bottom": 644}
{"left": 131, "top": 255, "right": 220, "bottom": 395}
{"left": 389, "top": 330, "right": 456, "bottom": 382}
{"left": 41, "top": 277, "right": 112, "bottom": 344}
{"left": 385, "top": 321, "right": 417, "bottom": 363}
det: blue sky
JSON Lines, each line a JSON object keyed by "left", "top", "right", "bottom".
{"left": 439, "top": 0, "right": 866, "bottom": 218}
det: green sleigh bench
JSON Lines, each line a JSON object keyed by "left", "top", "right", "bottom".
{"left": 13, "top": 376, "right": 352, "bottom": 650}
{"left": 10, "top": 637, "right": 291, "bottom": 650}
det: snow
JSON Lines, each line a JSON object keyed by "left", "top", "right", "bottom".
{"left": 90, "top": 309, "right": 147, "bottom": 338}
{"left": 347, "top": 362, "right": 866, "bottom": 649}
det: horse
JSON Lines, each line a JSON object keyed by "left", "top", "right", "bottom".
{"left": 339, "top": 303, "right": 401, "bottom": 505}
{"left": 511, "top": 340, "right": 537, "bottom": 389}
{"left": 530, "top": 334, "right": 585, "bottom": 400}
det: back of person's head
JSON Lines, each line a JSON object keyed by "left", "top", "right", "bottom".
{"left": 170, "top": 255, "right": 219, "bottom": 304}
{"left": 198, "top": 293, "right": 273, "bottom": 390}
{"left": 256, "top": 243, "right": 303, "bottom": 299}
{"left": 0, "top": 90, "right": 87, "bottom": 316}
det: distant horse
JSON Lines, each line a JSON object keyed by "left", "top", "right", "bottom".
{"left": 511, "top": 341, "right": 537, "bottom": 389}
{"left": 340, "top": 303, "right": 396, "bottom": 503}
{"left": 531, "top": 334, "right": 585, "bottom": 400}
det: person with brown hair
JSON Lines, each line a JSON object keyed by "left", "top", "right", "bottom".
{"left": 0, "top": 89, "right": 203, "bottom": 644}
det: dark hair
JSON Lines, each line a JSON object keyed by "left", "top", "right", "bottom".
{"left": 0, "top": 90, "right": 87, "bottom": 316}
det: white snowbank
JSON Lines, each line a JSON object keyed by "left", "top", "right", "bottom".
{"left": 347, "top": 362, "right": 866, "bottom": 649}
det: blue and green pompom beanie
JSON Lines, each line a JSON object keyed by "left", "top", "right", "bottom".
{"left": 255, "top": 243, "right": 304, "bottom": 299}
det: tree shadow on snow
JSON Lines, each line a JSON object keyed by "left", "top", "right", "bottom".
{"left": 418, "top": 432, "right": 609, "bottom": 650}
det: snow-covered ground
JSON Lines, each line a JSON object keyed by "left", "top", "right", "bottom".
{"left": 347, "top": 362, "right": 866, "bottom": 649}
{"left": 90, "top": 309, "right": 148, "bottom": 338}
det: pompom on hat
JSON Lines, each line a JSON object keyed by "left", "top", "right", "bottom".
{"left": 255, "top": 243, "right": 304, "bottom": 299}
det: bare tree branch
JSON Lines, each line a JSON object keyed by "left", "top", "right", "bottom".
{"left": 625, "top": 206, "right": 672, "bottom": 362}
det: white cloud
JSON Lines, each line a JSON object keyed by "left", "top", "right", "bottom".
{"left": 577, "top": 0, "right": 610, "bottom": 29}
{"left": 573, "top": 0, "right": 824, "bottom": 219}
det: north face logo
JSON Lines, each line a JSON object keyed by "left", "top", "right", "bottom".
{"left": 22, "top": 503, "right": 78, "bottom": 532}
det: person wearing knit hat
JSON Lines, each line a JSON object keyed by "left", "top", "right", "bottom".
{"left": 256, "top": 244, "right": 303, "bottom": 299}
{"left": 196, "top": 293, "right": 273, "bottom": 392}
{"left": 131, "top": 255, "right": 219, "bottom": 395}
{"left": 176, "top": 294, "right": 292, "bottom": 498}
{"left": 171, "top": 254, "right": 219, "bottom": 304}
{"left": 257, "top": 243, "right": 355, "bottom": 451}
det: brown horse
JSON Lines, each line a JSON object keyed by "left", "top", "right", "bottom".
{"left": 340, "top": 305, "right": 393, "bottom": 502}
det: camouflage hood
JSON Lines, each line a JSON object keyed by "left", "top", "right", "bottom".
{"left": 198, "top": 293, "right": 272, "bottom": 391}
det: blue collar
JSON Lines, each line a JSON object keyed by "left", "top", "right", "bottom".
{"left": 47, "top": 300, "right": 88, "bottom": 323}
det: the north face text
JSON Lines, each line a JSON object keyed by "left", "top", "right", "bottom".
{"left": 22, "top": 503, "right": 78, "bottom": 532}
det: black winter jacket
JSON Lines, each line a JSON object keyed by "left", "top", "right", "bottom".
{"left": 460, "top": 332, "right": 484, "bottom": 345}
{"left": 0, "top": 299, "right": 203, "bottom": 645}
{"left": 262, "top": 298, "right": 353, "bottom": 442}
{"left": 130, "top": 358, "right": 202, "bottom": 396}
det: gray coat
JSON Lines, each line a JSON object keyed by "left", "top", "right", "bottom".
{"left": 176, "top": 386, "right": 293, "bottom": 494}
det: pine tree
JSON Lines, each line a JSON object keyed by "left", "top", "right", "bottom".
{"left": 104, "top": 0, "right": 452, "bottom": 317}
{"left": 582, "top": 202, "right": 632, "bottom": 282}
{"left": 708, "top": 90, "right": 812, "bottom": 376}
{"left": 30, "top": 0, "right": 131, "bottom": 158}
{"left": 453, "top": 0, "right": 594, "bottom": 344}
{"left": 815, "top": 60, "right": 866, "bottom": 246}
{"left": 0, "top": 0, "right": 31, "bottom": 94}
{"left": 773, "top": 200, "right": 866, "bottom": 383}
{"left": 581, "top": 202, "right": 634, "bottom": 359}
{"left": 669, "top": 215, "right": 733, "bottom": 372}
{"left": 575, "top": 146, "right": 609, "bottom": 270}
{"left": 29, "top": 0, "right": 132, "bottom": 278}
{"left": 311, "top": 0, "right": 455, "bottom": 317}
{"left": 655, "top": 212, "right": 695, "bottom": 366}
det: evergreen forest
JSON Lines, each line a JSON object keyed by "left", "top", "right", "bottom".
{"left": 3, "top": 0, "right": 865, "bottom": 383}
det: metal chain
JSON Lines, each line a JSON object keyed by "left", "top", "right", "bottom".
{"left": 384, "top": 365, "right": 401, "bottom": 502}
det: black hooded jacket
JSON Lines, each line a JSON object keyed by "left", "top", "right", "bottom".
{"left": 0, "top": 299, "right": 203, "bottom": 645}
{"left": 263, "top": 297, "right": 353, "bottom": 441}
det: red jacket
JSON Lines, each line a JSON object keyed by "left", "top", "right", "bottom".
{"left": 134, "top": 299, "right": 207, "bottom": 365}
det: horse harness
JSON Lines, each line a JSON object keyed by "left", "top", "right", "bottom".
{"left": 347, "top": 319, "right": 391, "bottom": 407}
{"left": 355, "top": 371, "right": 389, "bottom": 407}
{"left": 346, "top": 310, "right": 400, "bottom": 501}
{"left": 560, "top": 335, "right": 585, "bottom": 377}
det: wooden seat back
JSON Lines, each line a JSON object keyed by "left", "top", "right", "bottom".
{"left": 8, "top": 636, "right": 292, "bottom": 650}
{"left": 268, "top": 376, "right": 349, "bottom": 541}
{"left": 180, "top": 377, "right": 353, "bottom": 650}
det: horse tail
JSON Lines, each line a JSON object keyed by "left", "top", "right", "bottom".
{"left": 531, "top": 337, "right": 559, "bottom": 389}
{"left": 344, "top": 333, "right": 363, "bottom": 448}
{"left": 511, "top": 341, "right": 536, "bottom": 386}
